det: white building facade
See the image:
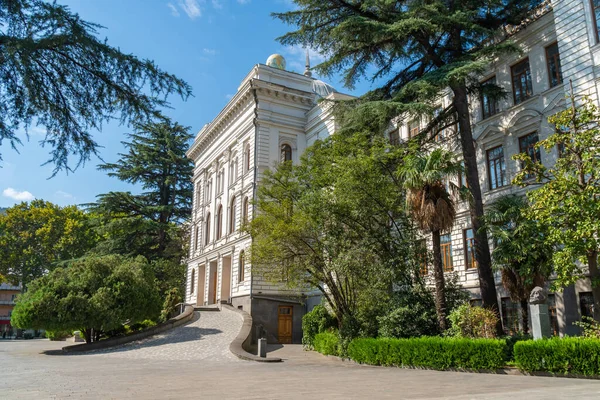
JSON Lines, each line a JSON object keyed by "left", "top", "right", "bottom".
{"left": 185, "top": 55, "right": 350, "bottom": 343}
{"left": 187, "top": 0, "right": 600, "bottom": 340}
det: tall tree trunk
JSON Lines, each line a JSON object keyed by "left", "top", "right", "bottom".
{"left": 520, "top": 299, "right": 529, "bottom": 335}
{"left": 451, "top": 84, "right": 502, "bottom": 336}
{"left": 432, "top": 230, "right": 447, "bottom": 331}
{"left": 82, "top": 328, "right": 92, "bottom": 344}
{"left": 587, "top": 250, "right": 600, "bottom": 322}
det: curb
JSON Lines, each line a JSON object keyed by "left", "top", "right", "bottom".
{"left": 61, "top": 304, "right": 195, "bottom": 353}
{"left": 222, "top": 304, "right": 282, "bottom": 362}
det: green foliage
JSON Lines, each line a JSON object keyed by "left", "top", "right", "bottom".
{"left": 302, "top": 304, "right": 337, "bottom": 349}
{"left": 0, "top": 200, "right": 98, "bottom": 289}
{"left": 91, "top": 120, "right": 193, "bottom": 263}
{"left": 247, "top": 132, "right": 414, "bottom": 338}
{"left": 45, "top": 330, "right": 71, "bottom": 341}
{"left": 0, "top": 0, "right": 191, "bottom": 174}
{"left": 447, "top": 304, "right": 499, "bottom": 339}
{"left": 483, "top": 195, "right": 552, "bottom": 330}
{"left": 514, "top": 338, "right": 600, "bottom": 376}
{"left": 348, "top": 337, "right": 507, "bottom": 370}
{"left": 11, "top": 254, "right": 161, "bottom": 343}
{"left": 160, "top": 287, "right": 183, "bottom": 323}
{"left": 313, "top": 331, "right": 340, "bottom": 356}
{"left": 574, "top": 316, "right": 600, "bottom": 339}
{"left": 513, "top": 95, "right": 600, "bottom": 320}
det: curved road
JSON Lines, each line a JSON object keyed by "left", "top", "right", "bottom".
{"left": 2, "top": 308, "right": 600, "bottom": 399}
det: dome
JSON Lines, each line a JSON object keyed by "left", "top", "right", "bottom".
{"left": 266, "top": 54, "right": 286, "bottom": 70}
{"left": 312, "top": 79, "right": 338, "bottom": 98}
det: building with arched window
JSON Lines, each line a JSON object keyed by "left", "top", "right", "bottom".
{"left": 186, "top": 53, "right": 352, "bottom": 344}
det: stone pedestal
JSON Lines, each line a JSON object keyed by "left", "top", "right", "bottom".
{"left": 73, "top": 331, "right": 85, "bottom": 343}
{"left": 530, "top": 303, "right": 552, "bottom": 340}
{"left": 529, "top": 286, "right": 552, "bottom": 340}
{"left": 258, "top": 338, "right": 267, "bottom": 358}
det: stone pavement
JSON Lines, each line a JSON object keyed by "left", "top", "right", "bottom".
{"left": 2, "top": 311, "right": 600, "bottom": 399}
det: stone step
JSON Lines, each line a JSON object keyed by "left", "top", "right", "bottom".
{"left": 194, "top": 306, "right": 220, "bottom": 312}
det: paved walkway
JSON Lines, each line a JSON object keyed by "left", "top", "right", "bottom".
{"left": 2, "top": 311, "right": 600, "bottom": 399}
{"left": 87, "top": 309, "right": 241, "bottom": 362}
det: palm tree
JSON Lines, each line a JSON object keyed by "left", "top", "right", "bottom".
{"left": 483, "top": 195, "right": 553, "bottom": 334}
{"left": 399, "top": 148, "right": 463, "bottom": 330}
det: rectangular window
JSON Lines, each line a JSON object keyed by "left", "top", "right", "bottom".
{"left": 463, "top": 228, "right": 477, "bottom": 270}
{"left": 511, "top": 58, "right": 533, "bottom": 105}
{"left": 545, "top": 42, "right": 563, "bottom": 88}
{"left": 481, "top": 76, "right": 499, "bottom": 119}
{"left": 487, "top": 146, "right": 507, "bottom": 190}
{"left": 458, "top": 161, "right": 468, "bottom": 188}
{"left": 389, "top": 128, "right": 401, "bottom": 146}
{"left": 501, "top": 298, "right": 520, "bottom": 334}
{"left": 547, "top": 294, "right": 559, "bottom": 336}
{"left": 409, "top": 120, "right": 420, "bottom": 138}
{"left": 519, "top": 132, "right": 541, "bottom": 179}
{"left": 441, "top": 233, "right": 453, "bottom": 272}
{"left": 593, "top": 0, "right": 600, "bottom": 42}
{"left": 580, "top": 292, "right": 595, "bottom": 319}
{"left": 195, "top": 182, "right": 202, "bottom": 208}
{"left": 433, "top": 107, "right": 446, "bottom": 142}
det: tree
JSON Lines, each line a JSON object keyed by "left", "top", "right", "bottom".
{"left": 0, "top": 0, "right": 192, "bottom": 174}
{"left": 514, "top": 95, "right": 600, "bottom": 321}
{"left": 483, "top": 195, "right": 553, "bottom": 333}
{"left": 90, "top": 119, "right": 193, "bottom": 263}
{"left": 398, "top": 148, "right": 462, "bottom": 330}
{"left": 274, "top": 0, "right": 542, "bottom": 331}
{"left": 0, "top": 200, "right": 97, "bottom": 290}
{"left": 11, "top": 254, "right": 161, "bottom": 343}
{"left": 247, "top": 132, "right": 415, "bottom": 338}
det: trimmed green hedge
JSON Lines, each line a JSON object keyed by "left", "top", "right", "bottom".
{"left": 314, "top": 332, "right": 340, "bottom": 356}
{"left": 514, "top": 338, "right": 600, "bottom": 376}
{"left": 348, "top": 337, "right": 507, "bottom": 370}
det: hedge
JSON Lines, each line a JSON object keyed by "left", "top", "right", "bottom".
{"left": 514, "top": 337, "right": 600, "bottom": 376}
{"left": 347, "top": 337, "right": 507, "bottom": 370}
{"left": 314, "top": 332, "right": 340, "bottom": 356}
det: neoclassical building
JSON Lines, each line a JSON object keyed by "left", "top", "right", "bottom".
{"left": 389, "top": 0, "right": 599, "bottom": 336}
{"left": 185, "top": 54, "right": 351, "bottom": 343}
{"left": 187, "top": 0, "right": 600, "bottom": 341}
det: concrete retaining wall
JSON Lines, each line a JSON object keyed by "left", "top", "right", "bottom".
{"left": 61, "top": 304, "right": 195, "bottom": 353}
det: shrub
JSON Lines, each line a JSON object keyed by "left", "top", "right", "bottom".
{"left": 302, "top": 304, "right": 336, "bottom": 349}
{"left": 514, "top": 337, "right": 600, "bottom": 376}
{"left": 160, "top": 287, "right": 183, "bottom": 322}
{"left": 447, "top": 304, "right": 498, "bottom": 338}
{"left": 348, "top": 337, "right": 507, "bottom": 370}
{"left": 45, "top": 330, "right": 72, "bottom": 341}
{"left": 313, "top": 331, "right": 340, "bottom": 356}
{"left": 574, "top": 316, "right": 600, "bottom": 339}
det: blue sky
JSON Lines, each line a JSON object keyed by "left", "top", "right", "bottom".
{"left": 0, "top": 0, "right": 371, "bottom": 208}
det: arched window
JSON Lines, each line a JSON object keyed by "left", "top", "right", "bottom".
{"left": 204, "top": 212, "right": 211, "bottom": 245}
{"left": 191, "top": 269, "right": 196, "bottom": 294}
{"left": 216, "top": 205, "right": 223, "bottom": 240}
{"left": 229, "top": 196, "right": 237, "bottom": 234}
{"left": 244, "top": 144, "right": 251, "bottom": 173}
{"left": 281, "top": 144, "right": 292, "bottom": 162}
{"left": 242, "top": 196, "right": 249, "bottom": 223}
{"left": 238, "top": 251, "right": 245, "bottom": 283}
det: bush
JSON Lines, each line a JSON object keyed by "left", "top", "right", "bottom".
{"left": 45, "top": 330, "right": 72, "bottom": 341}
{"left": 574, "top": 316, "right": 600, "bottom": 339}
{"left": 160, "top": 287, "right": 183, "bottom": 322}
{"left": 447, "top": 304, "right": 498, "bottom": 338}
{"left": 313, "top": 331, "right": 340, "bottom": 356}
{"left": 348, "top": 337, "right": 507, "bottom": 370}
{"left": 514, "top": 337, "right": 600, "bottom": 376}
{"left": 302, "top": 304, "right": 336, "bottom": 349}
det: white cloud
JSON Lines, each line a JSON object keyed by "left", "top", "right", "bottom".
{"left": 237, "top": 0, "right": 251, "bottom": 4}
{"left": 225, "top": 94, "right": 234, "bottom": 100}
{"left": 3, "top": 187, "right": 34, "bottom": 201}
{"left": 55, "top": 190, "right": 74, "bottom": 199}
{"left": 167, "top": 3, "right": 180, "bottom": 16}
{"left": 203, "top": 48, "right": 217, "bottom": 55}
{"left": 29, "top": 126, "right": 47, "bottom": 137}
{"left": 178, "top": 0, "right": 202, "bottom": 19}
{"left": 212, "top": 0, "right": 223, "bottom": 9}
